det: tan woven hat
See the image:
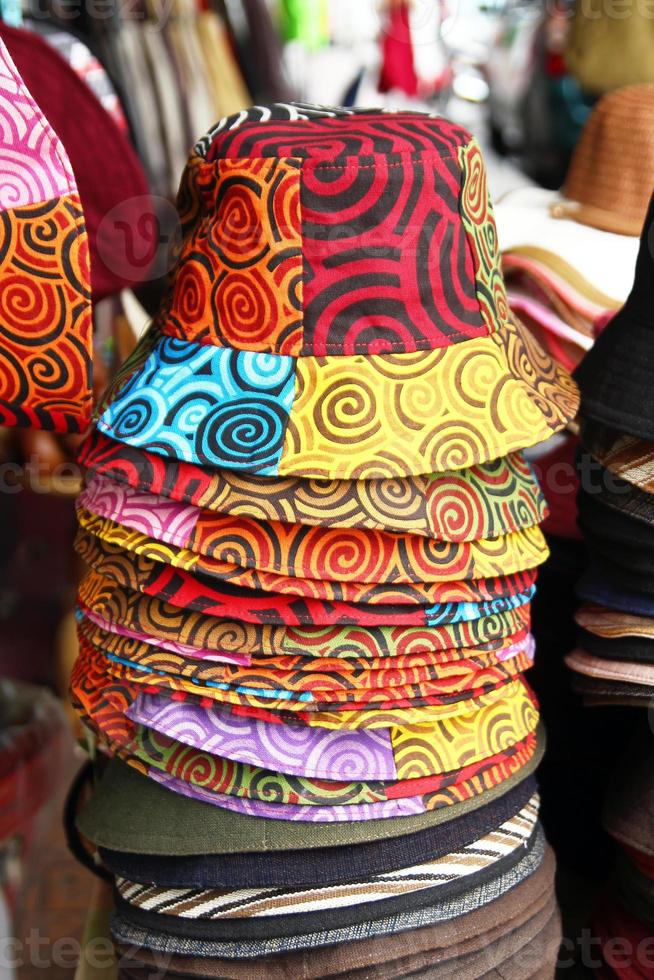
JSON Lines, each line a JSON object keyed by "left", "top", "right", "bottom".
{"left": 550, "top": 85, "right": 654, "bottom": 236}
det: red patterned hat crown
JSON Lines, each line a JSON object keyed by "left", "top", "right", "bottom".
{"left": 164, "top": 104, "right": 507, "bottom": 358}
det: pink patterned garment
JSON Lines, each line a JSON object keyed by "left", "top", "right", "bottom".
{"left": 0, "top": 38, "right": 74, "bottom": 208}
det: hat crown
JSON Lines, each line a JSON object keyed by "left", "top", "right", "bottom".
{"left": 564, "top": 85, "right": 654, "bottom": 235}
{"left": 163, "top": 103, "right": 509, "bottom": 359}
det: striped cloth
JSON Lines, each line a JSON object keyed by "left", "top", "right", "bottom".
{"left": 116, "top": 796, "right": 539, "bottom": 919}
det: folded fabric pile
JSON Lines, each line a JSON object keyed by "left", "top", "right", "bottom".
{"left": 495, "top": 85, "right": 654, "bottom": 376}
{"left": 593, "top": 731, "right": 654, "bottom": 976}
{"left": 570, "top": 190, "right": 654, "bottom": 705}
{"left": 69, "top": 103, "right": 578, "bottom": 978}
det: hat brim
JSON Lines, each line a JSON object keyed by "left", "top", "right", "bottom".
{"left": 495, "top": 187, "right": 638, "bottom": 305}
{"left": 108, "top": 831, "right": 545, "bottom": 957}
{"left": 76, "top": 497, "right": 550, "bottom": 588}
{"left": 79, "top": 431, "right": 547, "bottom": 543}
{"left": 121, "top": 681, "right": 537, "bottom": 781}
{"left": 110, "top": 843, "right": 555, "bottom": 977}
{"left": 96, "top": 317, "right": 578, "bottom": 480}
{"left": 576, "top": 603, "right": 654, "bottom": 642}
{"left": 577, "top": 629, "right": 654, "bottom": 665}
{"left": 79, "top": 572, "right": 532, "bottom": 659}
{"left": 578, "top": 563, "right": 654, "bottom": 617}
{"left": 581, "top": 421, "right": 654, "bottom": 493}
{"left": 566, "top": 648, "right": 654, "bottom": 686}
{"left": 78, "top": 738, "right": 544, "bottom": 854}
{"left": 75, "top": 531, "right": 538, "bottom": 624}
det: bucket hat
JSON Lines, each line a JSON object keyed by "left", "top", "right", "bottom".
{"left": 77, "top": 571, "right": 532, "bottom": 658}
{"left": 79, "top": 573, "right": 532, "bottom": 656}
{"left": 581, "top": 420, "right": 654, "bottom": 494}
{"left": 77, "top": 736, "right": 545, "bottom": 854}
{"left": 576, "top": 191, "right": 654, "bottom": 440}
{"left": 73, "top": 640, "right": 533, "bottom": 729}
{"left": 108, "top": 830, "right": 545, "bottom": 958}
{"left": 78, "top": 616, "right": 533, "bottom": 699}
{"left": 575, "top": 628, "right": 654, "bottom": 666}
{"left": 80, "top": 596, "right": 531, "bottom": 666}
{"left": 94, "top": 104, "right": 577, "bottom": 480}
{"left": 76, "top": 480, "right": 550, "bottom": 585}
{"left": 75, "top": 544, "right": 536, "bottom": 627}
{"left": 0, "top": 22, "right": 152, "bottom": 302}
{"left": 99, "top": 778, "right": 538, "bottom": 889}
{"left": 577, "top": 491, "right": 654, "bottom": 551}
{"left": 110, "top": 842, "right": 555, "bottom": 977}
{"left": 79, "top": 431, "right": 548, "bottom": 541}
{"left": 75, "top": 659, "right": 537, "bottom": 787}
{"left": 570, "top": 673, "right": 654, "bottom": 705}
{"left": 0, "top": 36, "right": 91, "bottom": 433}
{"left": 77, "top": 519, "right": 541, "bottom": 607}
{"left": 75, "top": 511, "right": 547, "bottom": 605}
{"left": 116, "top": 896, "right": 560, "bottom": 980}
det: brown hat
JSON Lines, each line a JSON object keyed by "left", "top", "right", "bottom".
{"left": 550, "top": 86, "right": 654, "bottom": 237}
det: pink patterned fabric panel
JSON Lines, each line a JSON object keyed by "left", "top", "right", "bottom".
{"left": 79, "top": 476, "right": 199, "bottom": 545}
{"left": 0, "top": 37, "right": 74, "bottom": 208}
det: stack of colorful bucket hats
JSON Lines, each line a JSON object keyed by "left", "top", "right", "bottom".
{"left": 69, "top": 104, "right": 578, "bottom": 977}
{"left": 569, "top": 190, "right": 654, "bottom": 706}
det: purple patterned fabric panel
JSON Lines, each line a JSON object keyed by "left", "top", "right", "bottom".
{"left": 126, "top": 693, "right": 397, "bottom": 780}
{"left": 150, "top": 770, "right": 426, "bottom": 822}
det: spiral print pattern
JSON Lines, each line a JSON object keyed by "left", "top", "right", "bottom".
{"left": 75, "top": 509, "right": 543, "bottom": 607}
{"left": 166, "top": 158, "right": 304, "bottom": 354}
{"left": 75, "top": 535, "right": 535, "bottom": 627}
{"left": 0, "top": 41, "right": 74, "bottom": 208}
{"left": 80, "top": 475, "right": 549, "bottom": 585}
{"left": 72, "top": 651, "right": 536, "bottom": 806}
{"left": 99, "top": 336, "right": 296, "bottom": 474}
{"left": 126, "top": 684, "right": 537, "bottom": 781}
{"left": 78, "top": 570, "right": 531, "bottom": 659}
{"left": 0, "top": 197, "right": 92, "bottom": 432}
{"left": 81, "top": 432, "right": 546, "bottom": 541}
{"left": 279, "top": 318, "right": 578, "bottom": 478}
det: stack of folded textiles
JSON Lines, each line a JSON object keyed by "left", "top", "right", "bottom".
{"left": 69, "top": 103, "right": 579, "bottom": 978}
{"left": 569, "top": 191, "right": 654, "bottom": 706}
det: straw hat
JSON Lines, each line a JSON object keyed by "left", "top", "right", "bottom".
{"left": 495, "top": 86, "right": 654, "bottom": 306}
